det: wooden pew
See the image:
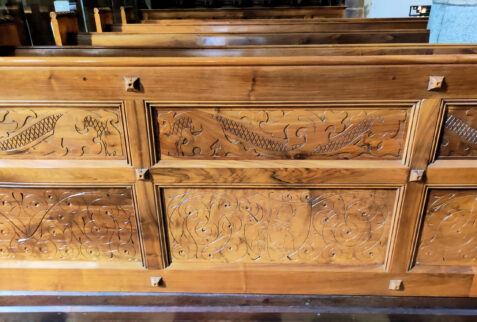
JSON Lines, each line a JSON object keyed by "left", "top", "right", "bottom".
{"left": 1, "top": 46, "right": 477, "bottom": 298}
{"left": 74, "top": 30, "right": 429, "bottom": 47}
{"left": 120, "top": 6, "right": 136, "bottom": 24}
{"left": 50, "top": 11, "right": 79, "bottom": 46}
{"left": 0, "top": 16, "right": 21, "bottom": 46}
{"left": 93, "top": 7, "right": 113, "bottom": 32}
{"left": 11, "top": 44, "right": 477, "bottom": 57}
{"left": 112, "top": 18, "right": 429, "bottom": 33}
{"left": 141, "top": 6, "right": 347, "bottom": 20}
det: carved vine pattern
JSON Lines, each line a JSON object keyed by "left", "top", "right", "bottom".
{"left": 0, "top": 107, "right": 125, "bottom": 158}
{"left": 164, "top": 189, "right": 394, "bottom": 265}
{"left": 416, "top": 190, "right": 477, "bottom": 266}
{"left": 0, "top": 188, "right": 141, "bottom": 263}
{"left": 156, "top": 108, "right": 408, "bottom": 160}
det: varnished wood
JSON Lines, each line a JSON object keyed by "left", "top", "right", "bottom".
{"left": 11, "top": 44, "right": 477, "bottom": 58}
{"left": 151, "top": 160, "right": 409, "bottom": 186}
{"left": 141, "top": 6, "right": 347, "bottom": 20}
{"left": 415, "top": 189, "right": 477, "bottom": 267}
{"left": 163, "top": 188, "right": 396, "bottom": 265}
{"left": 94, "top": 8, "right": 113, "bottom": 33}
{"left": 120, "top": 6, "right": 136, "bottom": 24}
{"left": 0, "top": 186, "right": 142, "bottom": 268}
{"left": 0, "top": 17, "right": 21, "bottom": 47}
{"left": 112, "top": 19, "right": 429, "bottom": 34}
{"left": 0, "top": 47, "right": 477, "bottom": 296}
{"left": 152, "top": 105, "right": 412, "bottom": 161}
{"left": 76, "top": 30, "right": 430, "bottom": 47}
{"left": 437, "top": 103, "right": 477, "bottom": 159}
{"left": 0, "top": 102, "right": 127, "bottom": 160}
{"left": 50, "top": 11, "right": 79, "bottom": 46}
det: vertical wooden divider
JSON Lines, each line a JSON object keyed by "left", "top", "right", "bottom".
{"left": 388, "top": 99, "right": 443, "bottom": 273}
{"left": 125, "top": 99, "right": 166, "bottom": 269}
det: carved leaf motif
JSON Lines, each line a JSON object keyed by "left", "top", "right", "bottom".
{"left": 156, "top": 107, "right": 408, "bottom": 160}
{"left": 164, "top": 188, "right": 395, "bottom": 265}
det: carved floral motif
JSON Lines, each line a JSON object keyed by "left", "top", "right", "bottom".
{"left": 164, "top": 188, "right": 395, "bottom": 265}
{"left": 0, "top": 107, "right": 125, "bottom": 158}
{"left": 155, "top": 108, "right": 409, "bottom": 160}
{"left": 0, "top": 188, "right": 141, "bottom": 264}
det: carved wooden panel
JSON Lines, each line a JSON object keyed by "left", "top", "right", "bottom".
{"left": 153, "top": 106, "right": 410, "bottom": 161}
{"left": 0, "top": 187, "right": 141, "bottom": 266}
{"left": 416, "top": 189, "right": 477, "bottom": 266}
{"left": 437, "top": 105, "right": 477, "bottom": 159}
{"left": 163, "top": 188, "right": 396, "bottom": 265}
{"left": 0, "top": 104, "right": 126, "bottom": 159}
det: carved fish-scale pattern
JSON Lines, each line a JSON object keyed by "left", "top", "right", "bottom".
{"left": 438, "top": 106, "right": 477, "bottom": 158}
{"left": 0, "top": 114, "right": 63, "bottom": 152}
{"left": 0, "top": 106, "right": 125, "bottom": 158}
{"left": 155, "top": 107, "right": 409, "bottom": 160}
{"left": 164, "top": 188, "right": 396, "bottom": 265}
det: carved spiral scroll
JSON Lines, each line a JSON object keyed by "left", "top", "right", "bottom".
{"left": 0, "top": 188, "right": 141, "bottom": 265}
{"left": 164, "top": 188, "right": 395, "bottom": 265}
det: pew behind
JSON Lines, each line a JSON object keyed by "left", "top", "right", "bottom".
{"left": 73, "top": 30, "right": 429, "bottom": 46}
{"left": 141, "top": 6, "right": 347, "bottom": 20}
{"left": 11, "top": 43, "right": 477, "bottom": 57}
{"left": 0, "top": 46, "right": 477, "bottom": 298}
{"left": 0, "top": 16, "right": 21, "bottom": 46}
{"left": 112, "top": 18, "right": 429, "bottom": 33}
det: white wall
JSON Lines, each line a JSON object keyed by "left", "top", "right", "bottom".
{"left": 365, "top": 0, "right": 432, "bottom": 18}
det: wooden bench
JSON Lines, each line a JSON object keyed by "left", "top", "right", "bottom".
{"left": 112, "top": 18, "right": 428, "bottom": 33}
{"left": 0, "top": 16, "right": 21, "bottom": 46}
{"left": 12, "top": 43, "right": 477, "bottom": 57}
{"left": 72, "top": 30, "right": 429, "bottom": 46}
{"left": 141, "top": 6, "right": 347, "bottom": 20}
{"left": 0, "top": 47, "right": 477, "bottom": 297}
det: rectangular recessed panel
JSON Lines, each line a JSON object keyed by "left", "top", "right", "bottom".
{"left": 153, "top": 106, "right": 410, "bottom": 160}
{"left": 438, "top": 105, "right": 477, "bottom": 159}
{"left": 0, "top": 104, "right": 126, "bottom": 159}
{"left": 416, "top": 189, "right": 477, "bottom": 267}
{"left": 163, "top": 188, "right": 396, "bottom": 265}
{"left": 0, "top": 187, "right": 141, "bottom": 267}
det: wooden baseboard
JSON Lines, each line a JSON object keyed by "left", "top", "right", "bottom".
{"left": 0, "top": 293, "right": 476, "bottom": 321}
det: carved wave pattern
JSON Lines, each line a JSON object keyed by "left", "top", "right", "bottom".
{"left": 0, "top": 107, "right": 125, "bottom": 158}
{"left": 0, "top": 188, "right": 141, "bottom": 264}
{"left": 164, "top": 189, "right": 395, "bottom": 265}
{"left": 416, "top": 190, "right": 477, "bottom": 266}
{"left": 156, "top": 108, "right": 408, "bottom": 160}
{"left": 438, "top": 108, "right": 477, "bottom": 158}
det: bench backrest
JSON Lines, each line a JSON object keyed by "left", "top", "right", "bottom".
{"left": 112, "top": 19, "right": 429, "bottom": 33}
{"left": 141, "top": 6, "right": 346, "bottom": 20}
{"left": 75, "top": 30, "right": 430, "bottom": 47}
{"left": 94, "top": 7, "right": 113, "bottom": 32}
{"left": 50, "top": 11, "right": 79, "bottom": 46}
{"left": 0, "top": 16, "right": 21, "bottom": 46}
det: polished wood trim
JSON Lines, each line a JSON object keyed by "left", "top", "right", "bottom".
{"left": 151, "top": 161, "right": 409, "bottom": 186}
{"left": 388, "top": 99, "right": 443, "bottom": 273}
{"left": 427, "top": 161, "right": 477, "bottom": 185}
{"left": 4, "top": 55, "right": 477, "bottom": 66}
{"left": 0, "top": 267, "right": 471, "bottom": 296}
{"left": 0, "top": 292, "right": 474, "bottom": 320}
